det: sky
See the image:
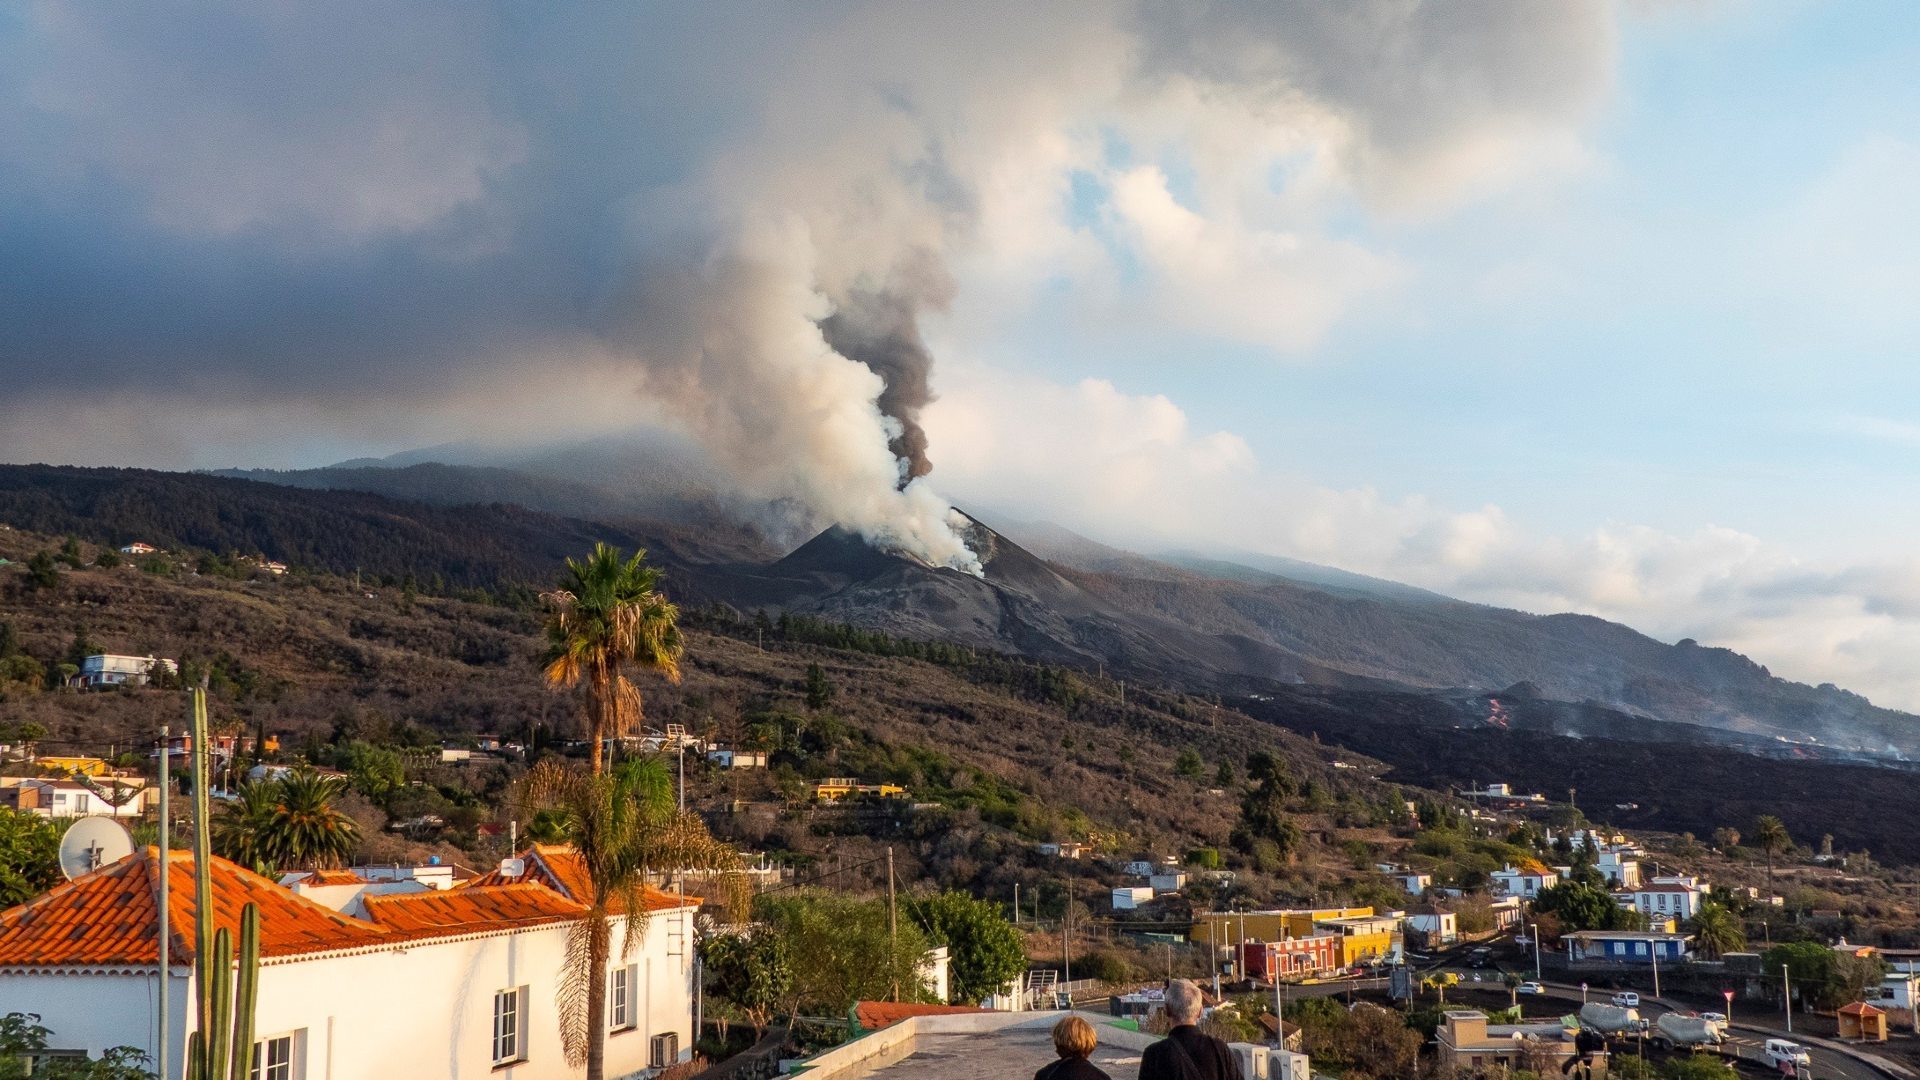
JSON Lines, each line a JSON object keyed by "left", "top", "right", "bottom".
{"left": 4, "top": 2, "right": 1920, "bottom": 707}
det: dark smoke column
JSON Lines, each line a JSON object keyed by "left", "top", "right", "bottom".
{"left": 819, "top": 287, "right": 939, "bottom": 487}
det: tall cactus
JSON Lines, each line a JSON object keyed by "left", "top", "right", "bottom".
{"left": 185, "top": 687, "right": 264, "bottom": 1080}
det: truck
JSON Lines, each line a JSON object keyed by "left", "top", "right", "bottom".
{"left": 1578, "top": 1002, "right": 1642, "bottom": 1035}
{"left": 1652, "top": 1013, "right": 1724, "bottom": 1049}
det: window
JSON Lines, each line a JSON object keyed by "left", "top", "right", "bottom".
{"left": 494, "top": 987, "right": 528, "bottom": 1065}
{"left": 610, "top": 965, "right": 637, "bottom": 1031}
{"left": 249, "top": 1031, "right": 301, "bottom": 1080}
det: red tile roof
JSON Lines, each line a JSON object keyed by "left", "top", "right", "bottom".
{"left": 0, "top": 848, "right": 387, "bottom": 968}
{"left": 853, "top": 1001, "right": 989, "bottom": 1030}
{"left": 1838, "top": 1001, "right": 1886, "bottom": 1016}
{"left": 298, "top": 869, "right": 368, "bottom": 886}
{"left": 464, "top": 844, "right": 701, "bottom": 914}
{"left": 362, "top": 882, "right": 585, "bottom": 935}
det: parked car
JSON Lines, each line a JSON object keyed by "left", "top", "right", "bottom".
{"left": 1763, "top": 1039, "right": 1811, "bottom": 1070}
{"left": 1517, "top": 981, "right": 1544, "bottom": 995}
{"left": 1699, "top": 1011, "right": 1726, "bottom": 1025}
{"left": 1611, "top": 992, "right": 1641, "bottom": 1008}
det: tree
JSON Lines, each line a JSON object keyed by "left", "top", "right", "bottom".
{"left": 1174, "top": 748, "right": 1204, "bottom": 781}
{"left": 1712, "top": 826, "right": 1740, "bottom": 852}
{"left": 0, "top": 623, "right": 16, "bottom": 658}
{"left": 1420, "top": 972, "right": 1459, "bottom": 1005}
{"left": 342, "top": 742, "right": 406, "bottom": 801}
{"left": 541, "top": 544, "right": 684, "bottom": 775}
{"left": 1764, "top": 941, "right": 1885, "bottom": 1011}
{"left": 758, "top": 891, "right": 932, "bottom": 1015}
{"left": 23, "top": 552, "right": 58, "bottom": 591}
{"left": 93, "top": 549, "right": 121, "bottom": 569}
{"left": 802, "top": 663, "right": 833, "bottom": 711}
{"left": 0, "top": 655, "right": 43, "bottom": 695}
{"left": 918, "top": 891, "right": 1026, "bottom": 1004}
{"left": 212, "top": 771, "right": 360, "bottom": 872}
{"left": 1752, "top": 815, "right": 1791, "bottom": 892}
{"left": 0, "top": 810, "right": 60, "bottom": 908}
{"left": 1687, "top": 902, "right": 1745, "bottom": 960}
{"left": 0, "top": 1012, "right": 153, "bottom": 1079}
{"left": 1213, "top": 760, "right": 1234, "bottom": 787}
{"left": 699, "top": 929, "right": 792, "bottom": 1035}
{"left": 520, "top": 757, "right": 744, "bottom": 1080}
{"left": 1531, "top": 881, "right": 1643, "bottom": 932}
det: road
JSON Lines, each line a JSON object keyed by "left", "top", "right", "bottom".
{"left": 1407, "top": 936, "right": 1899, "bottom": 1080}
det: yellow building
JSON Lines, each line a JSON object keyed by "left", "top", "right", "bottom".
{"left": 811, "top": 777, "right": 907, "bottom": 802}
{"left": 1314, "top": 914, "right": 1401, "bottom": 967}
{"left": 35, "top": 756, "right": 111, "bottom": 777}
{"left": 1190, "top": 906, "right": 1375, "bottom": 948}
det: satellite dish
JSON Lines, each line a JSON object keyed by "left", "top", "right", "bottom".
{"left": 58, "top": 817, "right": 135, "bottom": 880}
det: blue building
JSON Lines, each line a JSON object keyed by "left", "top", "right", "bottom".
{"left": 1564, "top": 931, "right": 1693, "bottom": 967}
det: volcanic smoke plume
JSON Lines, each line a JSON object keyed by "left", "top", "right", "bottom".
{"left": 819, "top": 284, "right": 946, "bottom": 487}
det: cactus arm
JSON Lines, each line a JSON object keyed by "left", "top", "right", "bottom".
{"left": 209, "top": 928, "right": 232, "bottom": 1080}
{"left": 229, "top": 904, "right": 260, "bottom": 1080}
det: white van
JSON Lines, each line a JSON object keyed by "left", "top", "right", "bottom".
{"left": 1763, "top": 1039, "right": 1811, "bottom": 1069}
{"left": 1611, "top": 991, "right": 1640, "bottom": 1008}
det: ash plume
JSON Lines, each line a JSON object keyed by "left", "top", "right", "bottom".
{"left": 818, "top": 283, "right": 948, "bottom": 486}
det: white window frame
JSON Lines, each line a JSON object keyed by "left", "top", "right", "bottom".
{"left": 494, "top": 986, "right": 529, "bottom": 1066}
{"left": 610, "top": 964, "right": 638, "bottom": 1031}
{"left": 249, "top": 1029, "right": 303, "bottom": 1080}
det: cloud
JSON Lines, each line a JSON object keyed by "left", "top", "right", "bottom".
{"left": 927, "top": 361, "right": 1920, "bottom": 711}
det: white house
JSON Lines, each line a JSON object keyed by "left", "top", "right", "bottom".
{"left": 1112, "top": 886, "right": 1155, "bottom": 911}
{"left": 0, "top": 844, "right": 702, "bottom": 1080}
{"left": 119, "top": 542, "right": 158, "bottom": 555}
{"left": 77, "top": 653, "right": 177, "bottom": 690}
{"left": 5, "top": 778, "right": 145, "bottom": 819}
{"left": 1615, "top": 876, "right": 1704, "bottom": 920}
{"left": 1596, "top": 849, "right": 1642, "bottom": 890}
{"left": 1491, "top": 861, "right": 1559, "bottom": 899}
{"left": 1404, "top": 908, "right": 1458, "bottom": 947}
{"left": 1389, "top": 870, "right": 1432, "bottom": 896}
{"left": 1149, "top": 871, "right": 1187, "bottom": 895}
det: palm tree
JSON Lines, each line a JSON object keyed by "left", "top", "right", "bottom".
{"left": 520, "top": 757, "right": 745, "bottom": 1080}
{"left": 542, "top": 544, "right": 684, "bottom": 775}
{"left": 212, "top": 779, "right": 280, "bottom": 872}
{"left": 1688, "top": 902, "right": 1745, "bottom": 960}
{"left": 212, "top": 770, "right": 360, "bottom": 871}
{"left": 1752, "top": 815, "right": 1791, "bottom": 893}
{"left": 270, "top": 769, "right": 361, "bottom": 869}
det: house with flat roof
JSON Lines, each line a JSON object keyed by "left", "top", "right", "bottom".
{"left": 1615, "top": 876, "right": 1705, "bottom": 919}
{"left": 1564, "top": 929, "right": 1693, "bottom": 967}
{"left": 76, "top": 653, "right": 176, "bottom": 690}
{"left": 1491, "top": 860, "right": 1559, "bottom": 899}
{"left": 1435, "top": 1009, "right": 1586, "bottom": 1073}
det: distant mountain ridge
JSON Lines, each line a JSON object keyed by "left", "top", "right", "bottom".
{"left": 2, "top": 460, "right": 1915, "bottom": 754}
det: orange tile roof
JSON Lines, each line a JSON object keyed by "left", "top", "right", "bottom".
{"left": 464, "top": 844, "right": 701, "bottom": 914}
{"left": 0, "top": 848, "right": 388, "bottom": 968}
{"left": 362, "top": 882, "right": 585, "bottom": 935}
{"left": 853, "top": 1001, "right": 989, "bottom": 1031}
{"left": 1838, "top": 1001, "right": 1887, "bottom": 1016}
{"left": 298, "top": 869, "right": 368, "bottom": 886}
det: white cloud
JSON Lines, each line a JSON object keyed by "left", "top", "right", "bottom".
{"left": 927, "top": 360, "right": 1920, "bottom": 711}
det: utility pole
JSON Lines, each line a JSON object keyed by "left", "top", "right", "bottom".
{"left": 1064, "top": 879, "right": 1073, "bottom": 992}
{"left": 886, "top": 847, "right": 898, "bottom": 1002}
{"left": 1651, "top": 943, "right": 1661, "bottom": 1000}
{"left": 1014, "top": 883, "right": 1020, "bottom": 925}
{"left": 156, "top": 722, "right": 170, "bottom": 1078}
{"left": 1782, "top": 964, "right": 1792, "bottom": 1033}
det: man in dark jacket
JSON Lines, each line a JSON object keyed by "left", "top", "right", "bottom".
{"left": 1138, "top": 979, "right": 1245, "bottom": 1080}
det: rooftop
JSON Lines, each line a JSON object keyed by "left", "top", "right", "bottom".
{"left": 462, "top": 843, "right": 700, "bottom": 914}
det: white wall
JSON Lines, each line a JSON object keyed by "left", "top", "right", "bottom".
{"left": 0, "top": 907, "right": 697, "bottom": 1080}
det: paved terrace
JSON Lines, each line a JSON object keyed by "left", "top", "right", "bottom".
{"left": 797, "top": 1011, "right": 1159, "bottom": 1079}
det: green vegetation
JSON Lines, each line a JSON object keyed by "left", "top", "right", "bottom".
{"left": 1530, "top": 881, "right": 1646, "bottom": 932}
{"left": 1752, "top": 814, "right": 1792, "bottom": 891}
{"left": 0, "top": 810, "right": 60, "bottom": 909}
{"left": 211, "top": 770, "right": 361, "bottom": 872}
{"left": 1687, "top": 901, "right": 1745, "bottom": 959}
{"left": 916, "top": 891, "right": 1026, "bottom": 1004}
{"left": 698, "top": 929, "right": 792, "bottom": 1035}
{"left": 0, "top": 1012, "right": 153, "bottom": 1079}
{"left": 756, "top": 891, "right": 934, "bottom": 1014}
{"left": 1763, "top": 940, "right": 1885, "bottom": 1011}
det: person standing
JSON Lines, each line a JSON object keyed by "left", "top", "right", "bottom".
{"left": 1138, "top": 979, "right": 1245, "bottom": 1080}
{"left": 1035, "top": 1015, "right": 1111, "bottom": 1080}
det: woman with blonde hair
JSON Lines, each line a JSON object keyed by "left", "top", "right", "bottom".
{"left": 1035, "top": 1014, "right": 1110, "bottom": 1080}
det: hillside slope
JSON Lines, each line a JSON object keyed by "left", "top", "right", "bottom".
{"left": 2, "top": 462, "right": 1915, "bottom": 753}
